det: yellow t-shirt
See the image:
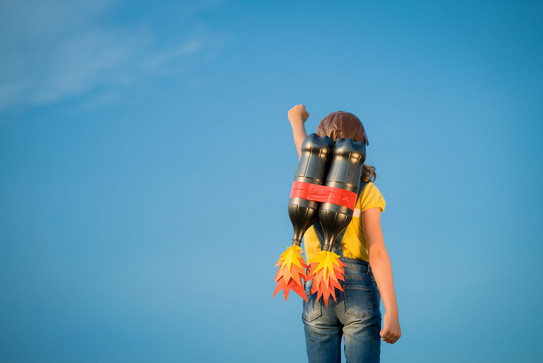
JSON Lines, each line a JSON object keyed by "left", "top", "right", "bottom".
{"left": 303, "top": 182, "right": 386, "bottom": 262}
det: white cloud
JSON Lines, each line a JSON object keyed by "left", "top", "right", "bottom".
{"left": 31, "top": 27, "right": 149, "bottom": 104}
{"left": 0, "top": 0, "right": 228, "bottom": 111}
{"left": 0, "top": 0, "right": 113, "bottom": 46}
{"left": 79, "top": 90, "right": 121, "bottom": 111}
{"left": 143, "top": 39, "right": 204, "bottom": 72}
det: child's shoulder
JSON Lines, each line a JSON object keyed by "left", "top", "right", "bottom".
{"left": 358, "top": 181, "right": 386, "bottom": 212}
{"left": 361, "top": 180, "right": 377, "bottom": 192}
{"left": 364, "top": 181, "right": 384, "bottom": 195}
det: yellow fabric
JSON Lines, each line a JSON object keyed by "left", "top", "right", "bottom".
{"left": 304, "top": 182, "right": 386, "bottom": 262}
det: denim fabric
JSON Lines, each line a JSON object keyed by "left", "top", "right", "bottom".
{"left": 302, "top": 257, "right": 382, "bottom": 363}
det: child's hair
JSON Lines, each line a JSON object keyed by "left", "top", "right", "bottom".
{"left": 316, "top": 111, "right": 377, "bottom": 183}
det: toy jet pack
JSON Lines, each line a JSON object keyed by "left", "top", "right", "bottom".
{"left": 273, "top": 133, "right": 366, "bottom": 305}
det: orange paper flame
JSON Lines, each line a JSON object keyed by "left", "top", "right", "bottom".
{"left": 273, "top": 245, "right": 308, "bottom": 301}
{"left": 307, "top": 251, "right": 346, "bottom": 307}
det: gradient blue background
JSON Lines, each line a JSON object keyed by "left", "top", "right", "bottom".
{"left": 1, "top": 0, "right": 542, "bottom": 362}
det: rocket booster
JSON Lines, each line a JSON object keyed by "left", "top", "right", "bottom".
{"left": 288, "top": 134, "right": 334, "bottom": 246}
{"left": 319, "top": 138, "right": 366, "bottom": 251}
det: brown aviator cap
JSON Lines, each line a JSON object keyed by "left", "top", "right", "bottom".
{"left": 316, "top": 111, "right": 369, "bottom": 146}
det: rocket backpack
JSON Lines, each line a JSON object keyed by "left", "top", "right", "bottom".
{"left": 274, "top": 133, "right": 366, "bottom": 305}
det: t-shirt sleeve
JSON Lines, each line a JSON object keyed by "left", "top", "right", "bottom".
{"left": 358, "top": 182, "right": 386, "bottom": 212}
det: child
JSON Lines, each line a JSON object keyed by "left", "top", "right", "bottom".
{"left": 288, "top": 104, "right": 401, "bottom": 363}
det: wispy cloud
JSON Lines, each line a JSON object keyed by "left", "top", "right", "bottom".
{"left": 142, "top": 39, "right": 204, "bottom": 72}
{"left": 0, "top": 0, "right": 229, "bottom": 111}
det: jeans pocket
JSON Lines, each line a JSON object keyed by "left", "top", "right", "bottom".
{"left": 344, "top": 282, "right": 373, "bottom": 319}
{"left": 302, "top": 280, "right": 322, "bottom": 322}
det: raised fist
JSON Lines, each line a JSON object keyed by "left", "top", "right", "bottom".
{"left": 288, "top": 104, "right": 310, "bottom": 124}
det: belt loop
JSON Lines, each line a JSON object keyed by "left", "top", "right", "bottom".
{"left": 366, "top": 263, "right": 371, "bottom": 275}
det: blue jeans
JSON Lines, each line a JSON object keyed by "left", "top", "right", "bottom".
{"left": 302, "top": 257, "right": 382, "bottom": 363}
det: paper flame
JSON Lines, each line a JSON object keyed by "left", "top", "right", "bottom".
{"left": 273, "top": 245, "right": 308, "bottom": 301}
{"left": 307, "top": 251, "right": 346, "bottom": 307}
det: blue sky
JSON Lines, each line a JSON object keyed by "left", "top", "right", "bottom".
{"left": 1, "top": 0, "right": 542, "bottom": 362}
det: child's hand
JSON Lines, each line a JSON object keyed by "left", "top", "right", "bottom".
{"left": 380, "top": 311, "right": 401, "bottom": 344}
{"left": 288, "top": 104, "right": 310, "bottom": 125}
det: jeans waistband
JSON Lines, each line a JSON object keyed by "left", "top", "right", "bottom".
{"left": 339, "top": 256, "right": 373, "bottom": 275}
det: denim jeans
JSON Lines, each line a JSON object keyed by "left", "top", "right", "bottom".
{"left": 302, "top": 257, "right": 382, "bottom": 363}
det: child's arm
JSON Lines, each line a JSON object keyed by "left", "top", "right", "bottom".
{"left": 288, "top": 104, "right": 310, "bottom": 159}
{"left": 362, "top": 207, "right": 402, "bottom": 344}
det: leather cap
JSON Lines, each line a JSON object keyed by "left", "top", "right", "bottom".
{"left": 316, "top": 111, "right": 369, "bottom": 146}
